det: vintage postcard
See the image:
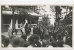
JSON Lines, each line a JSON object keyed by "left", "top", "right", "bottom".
{"left": 0, "top": 5, "right": 73, "bottom": 48}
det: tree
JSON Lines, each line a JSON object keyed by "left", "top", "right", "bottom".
{"left": 38, "top": 15, "right": 49, "bottom": 30}
{"left": 55, "top": 6, "right": 62, "bottom": 26}
{"left": 62, "top": 12, "right": 72, "bottom": 25}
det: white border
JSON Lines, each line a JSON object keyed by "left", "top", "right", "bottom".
{"left": 0, "top": 0, "right": 74, "bottom": 50}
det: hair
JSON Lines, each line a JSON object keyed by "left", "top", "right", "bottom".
{"left": 56, "top": 34, "right": 63, "bottom": 40}
{"left": 28, "top": 34, "right": 39, "bottom": 44}
{"left": 43, "top": 33, "right": 50, "bottom": 39}
{"left": 11, "top": 36, "right": 25, "bottom": 47}
{"left": 1, "top": 35, "right": 10, "bottom": 47}
{"left": 52, "top": 41, "right": 58, "bottom": 47}
{"left": 21, "top": 34, "right": 27, "bottom": 40}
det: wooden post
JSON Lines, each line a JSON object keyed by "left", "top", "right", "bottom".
{"left": 9, "top": 18, "right": 13, "bottom": 29}
{"left": 12, "top": 7, "right": 15, "bottom": 29}
{"left": 31, "top": 27, "right": 33, "bottom": 35}
{"left": 16, "top": 19, "right": 18, "bottom": 29}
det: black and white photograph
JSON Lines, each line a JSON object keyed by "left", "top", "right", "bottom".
{"left": 1, "top": 5, "right": 72, "bottom": 48}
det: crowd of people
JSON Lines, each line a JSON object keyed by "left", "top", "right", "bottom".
{"left": 1, "top": 19, "right": 72, "bottom": 48}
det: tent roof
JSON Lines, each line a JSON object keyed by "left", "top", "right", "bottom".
{"left": 2, "top": 9, "right": 41, "bottom": 17}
